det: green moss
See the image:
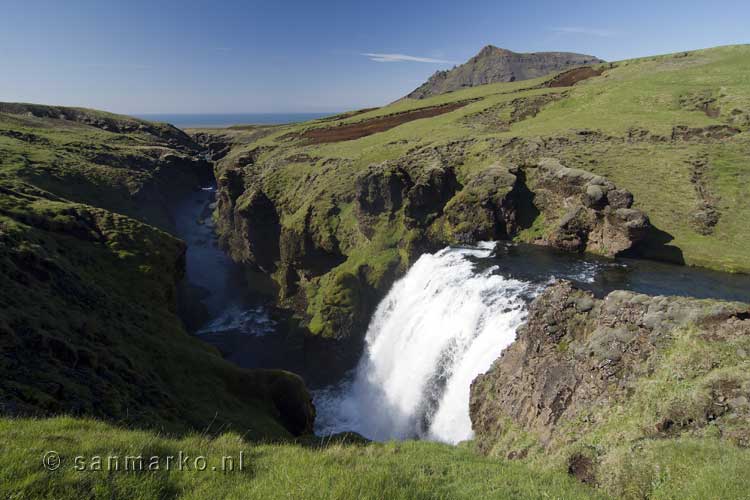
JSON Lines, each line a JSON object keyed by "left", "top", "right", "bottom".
{"left": 0, "top": 106, "right": 310, "bottom": 440}
{"left": 515, "top": 213, "right": 549, "bottom": 243}
{"left": 498, "top": 321, "right": 750, "bottom": 499}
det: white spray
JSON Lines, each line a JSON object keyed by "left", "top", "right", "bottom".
{"left": 315, "top": 244, "right": 536, "bottom": 444}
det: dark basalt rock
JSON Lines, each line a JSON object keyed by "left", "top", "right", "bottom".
{"left": 527, "top": 158, "right": 650, "bottom": 256}
{"left": 404, "top": 165, "right": 461, "bottom": 226}
{"left": 233, "top": 188, "right": 281, "bottom": 272}
{"left": 354, "top": 163, "right": 413, "bottom": 237}
{"left": 470, "top": 281, "right": 750, "bottom": 454}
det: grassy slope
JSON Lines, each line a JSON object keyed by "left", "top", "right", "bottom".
{"left": 0, "top": 107, "right": 309, "bottom": 440}
{"left": 584, "top": 323, "right": 750, "bottom": 499}
{"left": 4, "top": 47, "right": 750, "bottom": 498}
{"left": 0, "top": 417, "right": 602, "bottom": 500}
{"left": 0, "top": 110, "right": 200, "bottom": 229}
{"left": 4, "top": 413, "right": 747, "bottom": 499}
{"left": 219, "top": 44, "right": 750, "bottom": 274}
{"left": 478, "top": 318, "right": 750, "bottom": 499}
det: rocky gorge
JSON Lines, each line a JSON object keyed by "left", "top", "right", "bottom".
{"left": 2, "top": 43, "right": 750, "bottom": 499}
{"left": 207, "top": 140, "right": 651, "bottom": 351}
{"left": 0, "top": 104, "right": 315, "bottom": 439}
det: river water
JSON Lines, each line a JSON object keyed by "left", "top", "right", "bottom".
{"left": 174, "top": 186, "right": 750, "bottom": 444}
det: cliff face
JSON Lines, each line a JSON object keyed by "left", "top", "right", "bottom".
{"left": 470, "top": 281, "right": 750, "bottom": 493}
{"left": 0, "top": 106, "right": 315, "bottom": 438}
{"left": 211, "top": 137, "right": 649, "bottom": 349}
{"left": 203, "top": 45, "right": 750, "bottom": 359}
{"left": 407, "top": 45, "right": 603, "bottom": 99}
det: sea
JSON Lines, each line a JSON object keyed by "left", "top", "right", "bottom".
{"left": 133, "top": 113, "right": 337, "bottom": 129}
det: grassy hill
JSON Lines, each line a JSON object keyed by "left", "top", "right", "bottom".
{"left": 202, "top": 44, "right": 750, "bottom": 347}
{"left": 0, "top": 105, "right": 314, "bottom": 439}
{"left": 3, "top": 45, "right": 750, "bottom": 499}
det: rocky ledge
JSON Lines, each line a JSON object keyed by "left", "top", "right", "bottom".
{"left": 470, "top": 281, "right": 750, "bottom": 486}
{"left": 212, "top": 148, "right": 651, "bottom": 346}
{"left": 430, "top": 157, "right": 650, "bottom": 256}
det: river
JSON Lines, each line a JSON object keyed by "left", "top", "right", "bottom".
{"left": 174, "top": 186, "right": 750, "bottom": 444}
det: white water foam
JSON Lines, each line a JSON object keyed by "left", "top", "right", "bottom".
{"left": 315, "top": 244, "right": 538, "bottom": 444}
{"left": 196, "top": 304, "right": 276, "bottom": 336}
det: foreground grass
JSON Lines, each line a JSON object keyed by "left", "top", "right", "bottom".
{"left": 0, "top": 417, "right": 601, "bottom": 500}
{"left": 4, "top": 417, "right": 748, "bottom": 499}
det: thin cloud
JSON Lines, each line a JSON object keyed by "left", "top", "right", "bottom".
{"left": 551, "top": 27, "right": 616, "bottom": 37}
{"left": 83, "top": 63, "right": 152, "bottom": 70}
{"left": 361, "top": 52, "right": 455, "bottom": 64}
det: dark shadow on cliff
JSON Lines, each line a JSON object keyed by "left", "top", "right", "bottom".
{"left": 509, "top": 168, "right": 540, "bottom": 232}
{"left": 619, "top": 224, "right": 685, "bottom": 265}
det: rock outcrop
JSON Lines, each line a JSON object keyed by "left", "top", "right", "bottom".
{"left": 524, "top": 158, "right": 650, "bottom": 256}
{"left": 441, "top": 166, "right": 519, "bottom": 242}
{"left": 213, "top": 144, "right": 651, "bottom": 348}
{"left": 470, "top": 281, "right": 750, "bottom": 476}
{"left": 407, "top": 45, "right": 603, "bottom": 99}
{"left": 428, "top": 158, "right": 649, "bottom": 256}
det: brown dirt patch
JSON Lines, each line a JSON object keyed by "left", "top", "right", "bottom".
{"left": 547, "top": 67, "right": 603, "bottom": 88}
{"left": 568, "top": 453, "right": 596, "bottom": 484}
{"left": 298, "top": 101, "right": 472, "bottom": 144}
{"left": 463, "top": 92, "right": 567, "bottom": 131}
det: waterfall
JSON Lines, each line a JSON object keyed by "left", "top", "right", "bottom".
{"left": 315, "top": 243, "right": 538, "bottom": 444}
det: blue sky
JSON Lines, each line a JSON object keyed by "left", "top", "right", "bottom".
{"left": 1, "top": 0, "right": 748, "bottom": 114}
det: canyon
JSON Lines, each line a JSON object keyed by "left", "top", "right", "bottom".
{"left": 2, "top": 43, "right": 750, "bottom": 498}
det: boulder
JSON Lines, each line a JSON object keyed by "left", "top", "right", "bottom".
{"left": 528, "top": 158, "right": 650, "bottom": 256}
{"left": 441, "top": 165, "right": 518, "bottom": 242}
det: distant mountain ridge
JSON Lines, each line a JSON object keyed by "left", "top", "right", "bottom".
{"left": 407, "top": 45, "right": 603, "bottom": 99}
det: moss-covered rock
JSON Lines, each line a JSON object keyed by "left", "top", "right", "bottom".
{"left": 440, "top": 165, "right": 517, "bottom": 242}
{"left": 470, "top": 280, "right": 750, "bottom": 496}
{"left": 521, "top": 158, "right": 650, "bottom": 256}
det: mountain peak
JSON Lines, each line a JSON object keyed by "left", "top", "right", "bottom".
{"left": 407, "top": 46, "right": 604, "bottom": 99}
{"left": 476, "top": 45, "right": 511, "bottom": 57}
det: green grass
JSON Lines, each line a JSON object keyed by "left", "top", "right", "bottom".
{"left": 4, "top": 414, "right": 749, "bottom": 499}
{"left": 487, "top": 319, "right": 750, "bottom": 499}
{"left": 0, "top": 417, "right": 602, "bottom": 500}
{"left": 207, "top": 45, "right": 750, "bottom": 342}
{"left": 0, "top": 107, "right": 204, "bottom": 230}
{"left": 219, "top": 45, "right": 750, "bottom": 271}
{"left": 0, "top": 106, "right": 310, "bottom": 441}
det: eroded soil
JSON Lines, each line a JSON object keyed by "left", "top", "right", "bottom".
{"left": 296, "top": 101, "right": 472, "bottom": 144}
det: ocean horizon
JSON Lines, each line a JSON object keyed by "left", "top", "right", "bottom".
{"left": 133, "top": 112, "right": 338, "bottom": 129}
